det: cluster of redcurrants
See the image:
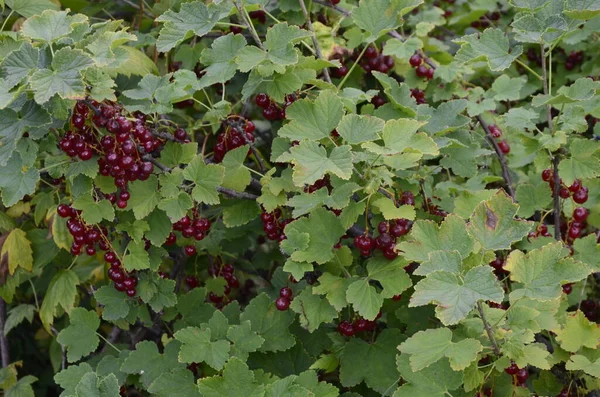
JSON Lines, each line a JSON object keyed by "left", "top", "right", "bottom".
{"left": 337, "top": 316, "right": 378, "bottom": 337}
{"left": 488, "top": 124, "right": 510, "bottom": 154}
{"left": 526, "top": 47, "right": 543, "bottom": 67}
{"left": 105, "top": 251, "right": 138, "bottom": 297}
{"left": 565, "top": 206, "right": 589, "bottom": 241}
{"left": 580, "top": 299, "right": 599, "bottom": 323}
{"left": 370, "top": 95, "right": 387, "bottom": 108}
{"left": 410, "top": 88, "right": 426, "bottom": 105}
{"left": 527, "top": 224, "right": 552, "bottom": 241}
{"left": 473, "top": 388, "right": 492, "bottom": 397}
{"left": 255, "top": 92, "right": 295, "bottom": 121}
{"left": 564, "top": 50, "right": 584, "bottom": 71}
{"left": 488, "top": 255, "right": 506, "bottom": 279}
{"left": 170, "top": 214, "right": 212, "bottom": 255}
{"left": 409, "top": 53, "right": 435, "bottom": 80}
{"left": 275, "top": 287, "right": 293, "bottom": 311}
{"left": 213, "top": 118, "right": 255, "bottom": 163}
{"left": 207, "top": 263, "right": 240, "bottom": 307}
{"left": 470, "top": 12, "right": 501, "bottom": 29}
{"left": 359, "top": 46, "right": 395, "bottom": 74}
{"left": 542, "top": 170, "right": 589, "bottom": 205}
{"left": 57, "top": 204, "right": 108, "bottom": 257}
{"left": 504, "top": 362, "right": 529, "bottom": 387}
{"left": 354, "top": 218, "right": 413, "bottom": 259}
{"left": 260, "top": 208, "right": 291, "bottom": 241}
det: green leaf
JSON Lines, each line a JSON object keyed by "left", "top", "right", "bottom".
{"left": 313, "top": 273, "right": 356, "bottom": 312}
{"left": 346, "top": 280, "right": 384, "bottom": 321}
{"left": 566, "top": 354, "right": 600, "bottom": 377}
{"left": 410, "top": 265, "right": 504, "bottom": 325}
{"left": 289, "top": 286, "right": 338, "bottom": 332}
{"left": 555, "top": 311, "right": 600, "bottom": 352}
{"left": 396, "top": 214, "right": 474, "bottom": 262}
{"left": 155, "top": 1, "right": 232, "bottom": 52}
{"left": 337, "top": 114, "right": 385, "bottom": 144}
{"left": 158, "top": 192, "right": 193, "bottom": 221}
{"left": 277, "top": 90, "right": 343, "bottom": 141}
{"left": 515, "top": 183, "right": 553, "bottom": 218}
{"left": 573, "top": 234, "right": 600, "bottom": 272}
{"left": 0, "top": 228, "right": 33, "bottom": 274}
{"left": 382, "top": 37, "right": 423, "bottom": 60}
{"left": 5, "top": 0, "right": 59, "bottom": 17}
{"left": 227, "top": 321, "right": 265, "bottom": 361}
{"left": 94, "top": 286, "right": 129, "bottom": 321}
{"left": 565, "top": 0, "right": 600, "bottom": 19}
{"left": 420, "top": 100, "right": 470, "bottom": 134}
{"left": 21, "top": 10, "right": 84, "bottom": 43}
{"left": 122, "top": 240, "right": 150, "bottom": 271}
{"left": 159, "top": 141, "right": 198, "bottom": 168}
{"left": 352, "top": 0, "right": 403, "bottom": 41}
{"left": 147, "top": 368, "right": 202, "bottom": 397}
{"left": 199, "top": 33, "right": 246, "bottom": 87}
{"left": 121, "top": 340, "right": 185, "bottom": 388}
{"left": 505, "top": 242, "right": 591, "bottom": 301}
{"left": 491, "top": 75, "right": 526, "bottom": 101}
{"left": 4, "top": 304, "right": 35, "bottom": 335}
{"left": 145, "top": 209, "right": 172, "bottom": 246}
{"left": 0, "top": 152, "right": 40, "bottom": 207}
{"left": 55, "top": 363, "right": 94, "bottom": 397}
{"left": 128, "top": 175, "right": 161, "bottom": 219}
{"left": 0, "top": 101, "right": 50, "bottom": 166}
{"left": 366, "top": 257, "right": 412, "bottom": 299}
{"left": 175, "top": 327, "right": 231, "bottom": 370}
{"left": 454, "top": 28, "right": 524, "bottom": 71}
{"left": 0, "top": 42, "right": 39, "bottom": 89}
{"left": 4, "top": 374, "right": 37, "bottom": 397}
{"left": 183, "top": 155, "right": 225, "bottom": 205}
{"left": 398, "top": 328, "right": 482, "bottom": 371}
{"left": 395, "top": 355, "right": 463, "bottom": 397}
{"left": 30, "top": 48, "right": 94, "bottom": 103}
{"left": 372, "top": 197, "right": 416, "bottom": 221}
{"left": 222, "top": 200, "right": 260, "bottom": 228}
{"left": 73, "top": 373, "right": 120, "bottom": 397}
{"left": 137, "top": 273, "right": 177, "bottom": 311}
{"left": 340, "top": 329, "right": 404, "bottom": 395}
{"left": 239, "top": 293, "right": 295, "bottom": 352}
{"left": 558, "top": 139, "right": 600, "bottom": 185}
{"left": 71, "top": 196, "right": 114, "bottom": 225}
{"left": 39, "top": 270, "right": 79, "bottom": 332}
{"left": 467, "top": 191, "right": 533, "bottom": 250}
{"left": 197, "top": 357, "right": 265, "bottom": 397}
{"left": 281, "top": 207, "right": 346, "bottom": 264}
{"left": 372, "top": 72, "right": 418, "bottom": 116}
{"left": 281, "top": 141, "right": 353, "bottom": 187}
{"left": 56, "top": 308, "right": 100, "bottom": 363}
{"left": 221, "top": 145, "right": 252, "bottom": 192}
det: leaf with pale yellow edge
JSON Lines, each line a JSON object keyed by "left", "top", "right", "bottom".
{"left": 555, "top": 311, "right": 600, "bottom": 353}
{"left": 1, "top": 228, "right": 33, "bottom": 274}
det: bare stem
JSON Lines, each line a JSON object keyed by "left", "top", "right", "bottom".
{"left": 477, "top": 301, "right": 501, "bottom": 357}
{"left": 234, "top": 1, "right": 265, "bottom": 50}
{"left": 0, "top": 298, "right": 10, "bottom": 367}
{"left": 313, "top": 0, "right": 351, "bottom": 16}
{"left": 298, "top": 0, "right": 332, "bottom": 84}
{"left": 477, "top": 115, "right": 515, "bottom": 199}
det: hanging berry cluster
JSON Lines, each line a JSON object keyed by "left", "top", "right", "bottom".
{"left": 207, "top": 262, "right": 241, "bottom": 308}
{"left": 337, "top": 314, "right": 379, "bottom": 337}
{"left": 260, "top": 208, "right": 292, "bottom": 241}
{"left": 410, "top": 88, "right": 426, "bottom": 104}
{"left": 359, "top": 46, "right": 395, "bottom": 75}
{"left": 255, "top": 92, "right": 296, "bottom": 121}
{"left": 488, "top": 124, "right": 510, "bottom": 154}
{"left": 57, "top": 204, "right": 108, "bottom": 257}
{"left": 213, "top": 117, "right": 256, "bottom": 163}
{"left": 409, "top": 53, "right": 435, "bottom": 80}
{"left": 504, "top": 361, "right": 529, "bottom": 388}
{"left": 171, "top": 213, "right": 212, "bottom": 255}
{"left": 542, "top": 170, "right": 589, "bottom": 205}
{"left": 275, "top": 287, "right": 293, "bottom": 311}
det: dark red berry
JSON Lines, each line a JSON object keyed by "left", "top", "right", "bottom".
{"left": 184, "top": 245, "right": 196, "bottom": 256}
{"left": 541, "top": 169, "right": 552, "bottom": 181}
{"left": 280, "top": 287, "right": 293, "bottom": 299}
{"left": 409, "top": 53, "right": 422, "bottom": 67}
{"left": 505, "top": 362, "right": 519, "bottom": 375}
{"left": 275, "top": 297, "right": 290, "bottom": 311}
{"left": 573, "top": 207, "right": 588, "bottom": 222}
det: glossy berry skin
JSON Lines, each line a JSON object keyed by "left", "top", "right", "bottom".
{"left": 573, "top": 207, "right": 588, "bottom": 222}
{"left": 516, "top": 368, "right": 529, "bottom": 384}
{"left": 505, "top": 362, "right": 519, "bottom": 375}
{"left": 409, "top": 53, "right": 422, "bottom": 67}
{"left": 562, "top": 283, "right": 573, "bottom": 294}
{"left": 275, "top": 297, "right": 290, "bottom": 311}
{"left": 559, "top": 187, "right": 571, "bottom": 199}
{"left": 354, "top": 235, "right": 375, "bottom": 251}
{"left": 488, "top": 124, "right": 502, "bottom": 138}
{"left": 415, "top": 64, "right": 429, "bottom": 78}
{"left": 255, "top": 93, "right": 270, "bottom": 108}
{"left": 184, "top": 245, "right": 196, "bottom": 256}
{"left": 572, "top": 187, "right": 588, "bottom": 204}
{"left": 337, "top": 320, "right": 355, "bottom": 337}
{"left": 57, "top": 204, "right": 72, "bottom": 218}
{"left": 280, "top": 287, "right": 293, "bottom": 299}
{"left": 125, "top": 289, "right": 137, "bottom": 297}
{"left": 498, "top": 140, "right": 510, "bottom": 154}
{"left": 185, "top": 276, "right": 199, "bottom": 289}
{"left": 541, "top": 169, "right": 552, "bottom": 181}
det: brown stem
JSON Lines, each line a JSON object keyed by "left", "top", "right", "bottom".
{"left": 0, "top": 298, "right": 9, "bottom": 367}
{"left": 477, "top": 115, "right": 515, "bottom": 199}
{"left": 298, "top": 0, "right": 332, "bottom": 84}
{"left": 477, "top": 301, "right": 501, "bottom": 357}
{"left": 234, "top": 0, "right": 265, "bottom": 50}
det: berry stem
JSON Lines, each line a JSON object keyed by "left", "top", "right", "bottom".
{"left": 0, "top": 298, "right": 10, "bottom": 367}
{"left": 477, "top": 301, "right": 501, "bottom": 357}
{"left": 298, "top": 0, "right": 332, "bottom": 84}
{"left": 514, "top": 59, "right": 543, "bottom": 81}
{"left": 337, "top": 45, "right": 368, "bottom": 90}
{"left": 234, "top": 1, "right": 265, "bottom": 50}
{"left": 476, "top": 115, "right": 515, "bottom": 199}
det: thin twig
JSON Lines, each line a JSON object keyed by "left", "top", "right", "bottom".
{"left": 234, "top": 0, "right": 265, "bottom": 50}
{"left": 313, "top": 0, "right": 351, "bottom": 16}
{"left": 119, "top": 0, "right": 155, "bottom": 18}
{"left": 298, "top": 0, "right": 332, "bottom": 84}
{"left": 0, "top": 298, "right": 9, "bottom": 367}
{"left": 477, "top": 115, "right": 515, "bottom": 199}
{"left": 477, "top": 301, "right": 501, "bottom": 357}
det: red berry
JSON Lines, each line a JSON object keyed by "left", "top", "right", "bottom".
{"left": 57, "top": 204, "right": 72, "bottom": 218}
{"left": 568, "top": 225, "right": 581, "bottom": 239}
{"left": 573, "top": 207, "right": 588, "bottom": 222}
{"left": 498, "top": 140, "right": 510, "bottom": 154}
{"left": 516, "top": 368, "right": 529, "bottom": 383}
{"left": 573, "top": 187, "right": 588, "bottom": 204}
{"left": 337, "top": 320, "right": 355, "bottom": 336}
{"left": 354, "top": 235, "right": 375, "bottom": 251}
{"left": 569, "top": 179, "right": 582, "bottom": 193}
{"left": 489, "top": 124, "right": 502, "bottom": 138}
{"left": 125, "top": 288, "right": 137, "bottom": 297}
{"left": 185, "top": 276, "right": 199, "bottom": 289}
{"left": 409, "top": 53, "right": 422, "bottom": 67}
{"left": 562, "top": 283, "right": 573, "bottom": 294}
{"left": 559, "top": 187, "right": 571, "bottom": 199}
{"left": 184, "top": 245, "right": 196, "bottom": 256}
{"left": 505, "top": 362, "right": 519, "bottom": 375}
{"left": 541, "top": 169, "right": 552, "bottom": 181}
{"left": 255, "top": 93, "right": 270, "bottom": 108}
{"left": 415, "top": 64, "right": 428, "bottom": 77}
{"left": 280, "top": 287, "right": 293, "bottom": 299}
{"left": 275, "top": 297, "right": 290, "bottom": 311}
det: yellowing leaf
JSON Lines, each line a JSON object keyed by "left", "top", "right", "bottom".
{"left": 1, "top": 228, "right": 33, "bottom": 274}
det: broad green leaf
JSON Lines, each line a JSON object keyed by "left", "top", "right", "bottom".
{"left": 382, "top": 37, "right": 423, "bottom": 60}
{"left": 372, "top": 197, "right": 416, "bottom": 221}
{"left": 281, "top": 207, "right": 346, "bottom": 264}
{"left": 55, "top": 363, "right": 94, "bottom": 397}
{"left": 312, "top": 273, "right": 356, "bottom": 312}
{"left": 0, "top": 42, "right": 39, "bottom": 89}
{"left": 197, "top": 357, "right": 265, "bottom": 397}
{"left": 420, "top": 100, "right": 470, "bottom": 134}
{"left": 0, "top": 101, "right": 50, "bottom": 165}
{"left": 413, "top": 250, "right": 463, "bottom": 276}
{"left": 227, "top": 321, "right": 265, "bottom": 361}
{"left": 183, "top": 155, "right": 225, "bottom": 205}
{"left": 362, "top": 119, "right": 437, "bottom": 160}
{"left": 505, "top": 242, "right": 591, "bottom": 301}
{"left": 73, "top": 373, "right": 120, "bottom": 397}
{"left": 0, "top": 228, "right": 33, "bottom": 274}
{"left": 534, "top": 78, "right": 599, "bottom": 106}
{"left": 71, "top": 196, "right": 114, "bottom": 225}
{"left": 223, "top": 200, "right": 260, "bottom": 228}
{"left": 515, "top": 183, "right": 553, "bottom": 218}
{"left": 372, "top": 72, "right": 418, "bottom": 116}
{"left": 122, "top": 240, "right": 150, "bottom": 271}
{"left": 454, "top": 28, "right": 523, "bottom": 71}
{"left": 281, "top": 141, "right": 353, "bottom": 186}
{"left": 467, "top": 191, "right": 533, "bottom": 250}
{"left": 555, "top": 311, "right": 600, "bottom": 352}
{"left": 337, "top": 114, "right": 385, "bottom": 144}
{"left": 39, "top": 270, "right": 78, "bottom": 332}
{"left": 145, "top": 209, "right": 172, "bottom": 246}
{"left": 566, "top": 354, "right": 600, "bottom": 377}
{"left": 0, "top": 152, "right": 40, "bottom": 206}
{"left": 5, "top": 0, "right": 59, "bottom": 17}
{"left": 3, "top": 374, "right": 37, "bottom": 397}
{"left": 94, "top": 286, "right": 129, "bottom": 321}
{"left": 128, "top": 175, "right": 161, "bottom": 219}
{"left": 136, "top": 273, "right": 177, "bottom": 312}
{"left": 199, "top": 33, "right": 246, "bottom": 87}
{"left": 394, "top": 355, "right": 463, "bottom": 397}
{"left": 410, "top": 265, "right": 504, "bottom": 325}
{"left": 565, "top": 0, "right": 600, "bottom": 19}
{"left": 352, "top": 0, "right": 404, "bottom": 41}
{"left": 396, "top": 214, "right": 474, "bottom": 262}
{"left": 398, "top": 328, "right": 482, "bottom": 371}
{"left": 158, "top": 192, "right": 194, "bottom": 221}
{"left": 491, "top": 75, "right": 526, "bottom": 101}
{"left": 155, "top": 1, "right": 232, "bottom": 52}
{"left": 4, "top": 304, "right": 35, "bottom": 335}
{"left": 121, "top": 340, "right": 185, "bottom": 388}
{"left": 346, "top": 280, "right": 384, "bottom": 321}
{"left": 366, "top": 256, "right": 412, "bottom": 299}
{"left": 340, "top": 329, "right": 404, "bottom": 395}
{"left": 175, "top": 327, "right": 231, "bottom": 370}
{"left": 159, "top": 141, "right": 198, "bottom": 168}
{"left": 558, "top": 139, "right": 600, "bottom": 185}
{"left": 239, "top": 293, "right": 295, "bottom": 352}
{"left": 56, "top": 308, "right": 100, "bottom": 363}
{"left": 221, "top": 145, "right": 252, "bottom": 192}
{"left": 147, "top": 368, "right": 202, "bottom": 397}
{"left": 21, "top": 10, "right": 84, "bottom": 43}
{"left": 573, "top": 234, "right": 600, "bottom": 272}
{"left": 290, "top": 286, "right": 338, "bottom": 332}
{"left": 278, "top": 90, "right": 344, "bottom": 141}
